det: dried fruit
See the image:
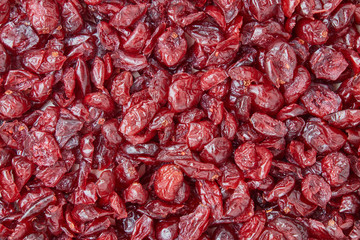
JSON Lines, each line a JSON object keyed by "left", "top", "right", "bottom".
{"left": 1, "top": 0, "right": 360, "bottom": 238}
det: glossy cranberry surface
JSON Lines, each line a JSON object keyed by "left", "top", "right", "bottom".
{"left": 1, "top": 0, "right": 360, "bottom": 239}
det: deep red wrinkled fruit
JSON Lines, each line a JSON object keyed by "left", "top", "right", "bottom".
{"left": 26, "top": 0, "right": 59, "bottom": 34}
{"left": 301, "top": 85, "right": 342, "bottom": 118}
{"left": 302, "top": 119, "right": 346, "bottom": 154}
{"left": 168, "top": 73, "right": 202, "bottom": 112}
{"left": 24, "top": 131, "right": 61, "bottom": 166}
{"left": 119, "top": 100, "right": 159, "bottom": 136}
{"left": 265, "top": 41, "right": 297, "bottom": 87}
{"left": 301, "top": 174, "right": 331, "bottom": 208}
{"left": 234, "top": 142, "right": 272, "bottom": 180}
{"left": 196, "top": 180, "right": 223, "bottom": 220}
{"left": 1, "top": 0, "right": 360, "bottom": 238}
{"left": 309, "top": 47, "right": 348, "bottom": 81}
{"left": 321, "top": 152, "right": 350, "bottom": 187}
{"left": 154, "top": 165, "right": 184, "bottom": 202}
{"left": 155, "top": 27, "right": 187, "bottom": 67}
{"left": 0, "top": 91, "right": 30, "bottom": 119}
{"left": 295, "top": 18, "right": 329, "bottom": 45}
{"left": 178, "top": 204, "right": 210, "bottom": 240}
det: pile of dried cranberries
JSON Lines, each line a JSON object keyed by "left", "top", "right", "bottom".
{"left": 2, "top": 0, "right": 360, "bottom": 239}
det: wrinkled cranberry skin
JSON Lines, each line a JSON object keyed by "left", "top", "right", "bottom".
{"left": 155, "top": 27, "right": 187, "bottom": 67}
{"left": 97, "top": 21, "right": 120, "bottom": 51}
{"left": 178, "top": 204, "right": 210, "bottom": 240}
{"left": 1, "top": 0, "right": 360, "bottom": 238}
{"left": 110, "top": 4, "right": 147, "bottom": 29}
{"left": 62, "top": 1, "right": 83, "bottom": 34}
{"left": 301, "top": 85, "right": 342, "bottom": 118}
{"left": 1, "top": 21, "right": 40, "bottom": 53}
{"left": 234, "top": 142, "right": 273, "bottom": 180}
{"left": 302, "top": 119, "right": 347, "bottom": 154}
{"left": 295, "top": 18, "right": 329, "bottom": 45}
{"left": 154, "top": 165, "right": 184, "bottom": 202}
{"left": 302, "top": 174, "right": 331, "bottom": 208}
{"left": 26, "top": 0, "right": 59, "bottom": 35}
{"left": 310, "top": 47, "right": 348, "bottom": 81}
{"left": 321, "top": 152, "right": 350, "bottom": 187}
{"left": 168, "top": 73, "right": 202, "bottom": 112}
{"left": 265, "top": 41, "right": 297, "bottom": 87}
{"left": 111, "top": 71, "right": 133, "bottom": 106}
{"left": 283, "top": 66, "right": 311, "bottom": 104}
{"left": 200, "top": 137, "right": 231, "bottom": 166}
{"left": 24, "top": 131, "right": 61, "bottom": 166}
{"left": 119, "top": 100, "right": 159, "bottom": 136}
{"left": 0, "top": 91, "right": 30, "bottom": 119}
{"left": 286, "top": 140, "right": 316, "bottom": 168}
{"left": 200, "top": 68, "right": 227, "bottom": 91}
{"left": 250, "top": 112, "right": 288, "bottom": 138}
{"left": 248, "top": 84, "right": 284, "bottom": 115}
{"left": 84, "top": 92, "right": 115, "bottom": 113}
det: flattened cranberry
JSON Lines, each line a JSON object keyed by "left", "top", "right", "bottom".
{"left": 24, "top": 131, "right": 61, "bottom": 166}
{"left": 123, "top": 22, "right": 150, "bottom": 53}
{"left": 84, "top": 92, "right": 114, "bottom": 113}
{"left": 154, "top": 165, "right": 184, "bottom": 202}
{"left": 200, "top": 137, "right": 231, "bottom": 166}
{"left": 242, "top": 21, "right": 290, "bottom": 48}
{"left": 97, "top": 21, "right": 120, "bottom": 51}
{"left": 283, "top": 66, "right": 311, "bottom": 104}
{"left": 0, "top": 22, "right": 39, "bottom": 53}
{"left": 247, "top": 0, "right": 278, "bottom": 22}
{"left": 250, "top": 113, "right": 288, "bottom": 138}
{"left": 178, "top": 204, "right": 210, "bottom": 240}
{"left": 0, "top": 91, "right": 30, "bottom": 119}
{"left": 225, "top": 180, "right": 250, "bottom": 217}
{"left": 62, "top": 1, "right": 83, "bottom": 34}
{"left": 301, "top": 85, "right": 342, "bottom": 118}
{"left": 234, "top": 142, "right": 273, "bottom": 180}
{"left": 148, "top": 70, "right": 171, "bottom": 105}
{"left": 168, "top": 0, "right": 205, "bottom": 27}
{"left": 310, "top": 47, "right": 348, "bottom": 81}
{"left": 186, "top": 121, "right": 217, "bottom": 151}
{"left": 286, "top": 140, "right": 316, "bottom": 168}
{"left": 120, "top": 100, "right": 159, "bottom": 136}
{"left": 213, "top": 0, "right": 241, "bottom": 23}
{"left": 200, "top": 68, "right": 227, "bottom": 91}
{"left": 265, "top": 41, "right": 297, "bottom": 87}
{"left": 0, "top": 168, "right": 20, "bottom": 203}
{"left": 206, "top": 35, "right": 240, "bottom": 66}
{"left": 111, "top": 50, "right": 148, "bottom": 71}
{"left": 168, "top": 73, "right": 202, "bottom": 112}
{"left": 110, "top": 3, "right": 147, "bottom": 30}
{"left": 186, "top": 21, "right": 224, "bottom": 47}
{"left": 124, "top": 182, "right": 148, "bottom": 205}
{"left": 26, "top": 0, "right": 59, "bottom": 34}
{"left": 302, "top": 119, "right": 346, "bottom": 154}
{"left": 302, "top": 174, "right": 331, "bottom": 208}
{"left": 155, "top": 27, "right": 187, "bottom": 67}
{"left": 321, "top": 152, "right": 350, "bottom": 187}
{"left": 22, "top": 49, "right": 66, "bottom": 74}
{"left": 248, "top": 84, "right": 284, "bottom": 115}
{"left": 229, "top": 66, "right": 264, "bottom": 97}
{"left": 200, "top": 94, "right": 224, "bottom": 125}
{"left": 295, "top": 18, "right": 329, "bottom": 45}
{"left": 330, "top": 3, "right": 356, "bottom": 31}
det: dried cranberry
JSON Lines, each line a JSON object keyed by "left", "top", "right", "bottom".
{"left": 1, "top": 0, "right": 360, "bottom": 238}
